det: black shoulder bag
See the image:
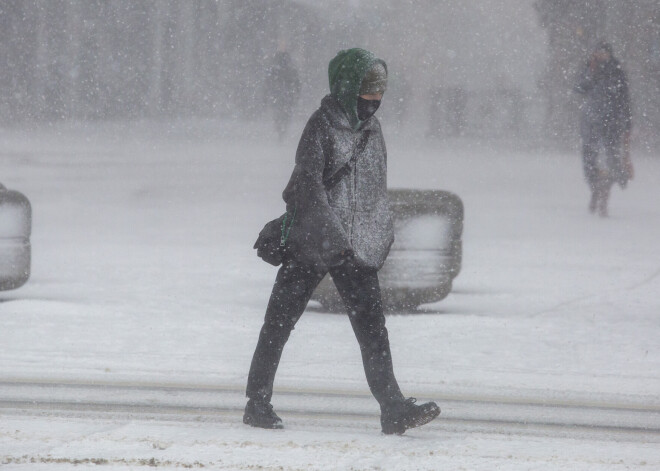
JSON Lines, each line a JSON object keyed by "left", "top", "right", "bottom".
{"left": 253, "top": 131, "right": 371, "bottom": 266}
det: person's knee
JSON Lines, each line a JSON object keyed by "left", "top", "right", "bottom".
{"left": 582, "top": 144, "right": 597, "bottom": 160}
{"left": 351, "top": 305, "right": 386, "bottom": 334}
{"left": 263, "top": 302, "right": 302, "bottom": 333}
{"left": 346, "top": 293, "right": 382, "bottom": 316}
{"left": 261, "top": 316, "right": 297, "bottom": 340}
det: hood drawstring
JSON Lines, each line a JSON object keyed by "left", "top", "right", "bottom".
{"left": 280, "top": 208, "right": 296, "bottom": 246}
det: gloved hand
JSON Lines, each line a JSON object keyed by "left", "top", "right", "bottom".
{"left": 339, "top": 249, "right": 355, "bottom": 264}
{"left": 327, "top": 248, "right": 354, "bottom": 267}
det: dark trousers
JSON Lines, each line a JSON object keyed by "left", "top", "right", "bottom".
{"left": 246, "top": 259, "right": 404, "bottom": 406}
{"left": 581, "top": 121, "right": 623, "bottom": 191}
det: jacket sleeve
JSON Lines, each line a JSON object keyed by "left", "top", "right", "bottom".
{"left": 574, "top": 63, "right": 594, "bottom": 95}
{"left": 617, "top": 68, "right": 633, "bottom": 131}
{"left": 283, "top": 116, "right": 352, "bottom": 267}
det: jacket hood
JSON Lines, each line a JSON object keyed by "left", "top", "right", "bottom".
{"left": 328, "top": 48, "right": 387, "bottom": 130}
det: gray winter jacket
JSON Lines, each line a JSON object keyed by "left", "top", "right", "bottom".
{"left": 282, "top": 94, "right": 394, "bottom": 271}
{"left": 574, "top": 58, "right": 632, "bottom": 135}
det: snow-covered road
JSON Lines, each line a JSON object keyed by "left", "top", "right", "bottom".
{"left": 3, "top": 379, "right": 660, "bottom": 433}
{"left": 2, "top": 379, "right": 659, "bottom": 470}
{"left": 1, "top": 120, "right": 659, "bottom": 469}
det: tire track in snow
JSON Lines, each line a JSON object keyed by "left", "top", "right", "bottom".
{"left": 531, "top": 266, "right": 660, "bottom": 317}
{"left": 627, "top": 266, "right": 660, "bottom": 290}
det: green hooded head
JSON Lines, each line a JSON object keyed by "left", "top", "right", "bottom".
{"left": 328, "top": 48, "right": 387, "bottom": 130}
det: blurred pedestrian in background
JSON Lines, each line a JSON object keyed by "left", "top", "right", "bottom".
{"left": 574, "top": 41, "right": 633, "bottom": 217}
{"left": 265, "top": 51, "right": 301, "bottom": 141}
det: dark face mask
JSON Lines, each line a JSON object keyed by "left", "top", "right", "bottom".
{"left": 357, "top": 96, "right": 381, "bottom": 121}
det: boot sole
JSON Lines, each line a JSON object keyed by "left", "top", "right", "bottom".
{"left": 382, "top": 405, "right": 441, "bottom": 435}
{"left": 243, "top": 414, "right": 284, "bottom": 429}
{"left": 407, "top": 405, "right": 441, "bottom": 430}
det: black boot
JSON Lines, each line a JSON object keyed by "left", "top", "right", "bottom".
{"left": 381, "top": 397, "right": 440, "bottom": 435}
{"left": 598, "top": 185, "right": 610, "bottom": 218}
{"left": 243, "top": 399, "right": 284, "bottom": 429}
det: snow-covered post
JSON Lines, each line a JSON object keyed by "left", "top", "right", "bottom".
{"left": 0, "top": 184, "right": 32, "bottom": 291}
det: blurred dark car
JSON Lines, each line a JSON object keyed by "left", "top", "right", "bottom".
{"left": 0, "top": 183, "right": 31, "bottom": 291}
{"left": 312, "top": 188, "right": 463, "bottom": 311}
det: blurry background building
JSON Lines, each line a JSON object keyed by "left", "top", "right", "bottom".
{"left": 0, "top": 0, "right": 658, "bottom": 148}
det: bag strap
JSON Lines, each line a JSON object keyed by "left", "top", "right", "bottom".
{"left": 323, "top": 130, "right": 371, "bottom": 191}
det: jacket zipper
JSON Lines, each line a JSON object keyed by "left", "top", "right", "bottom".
{"left": 348, "top": 145, "right": 358, "bottom": 244}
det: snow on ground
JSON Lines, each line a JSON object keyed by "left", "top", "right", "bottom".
{"left": 1, "top": 119, "right": 659, "bottom": 469}
{"left": 1, "top": 411, "right": 658, "bottom": 471}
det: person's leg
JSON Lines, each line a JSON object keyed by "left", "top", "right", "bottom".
{"left": 329, "top": 262, "right": 404, "bottom": 406}
{"left": 581, "top": 120, "right": 600, "bottom": 212}
{"left": 597, "top": 130, "right": 622, "bottom": 217}
{"left": 595, "top": 179, "right": 611, "bottom": 217}
{"left": 246, "top": 260, "right": 325, "bottom": 403}
{"left": 605, "top": 130, "right": 624, "bottom": 185}
{"left": 330, "top": 261, "right": 441, "bottom": 434}
{"left": 583, "top": 143, "right": 599, "bottom": 189}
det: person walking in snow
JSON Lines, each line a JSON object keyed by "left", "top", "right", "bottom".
{"left": 574, "top": 41, "right": 633, "bottom": 217}
{"left": 245, "top": 48, "right": 441, "bottom": 435}
{"left": 265, "top": 51, "right": 301, "bottom": 141}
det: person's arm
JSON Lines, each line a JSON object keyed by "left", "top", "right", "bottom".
{"left": 574, "top": 59, "right": 596, "bottom": 95}
{"left": 283, "top": 116, "right": 353, "bottom": 266}
{"left": 622, "top": 130, "right": 633, "bottom": 179}
{"left": 617, "top": 68, "right": 634, "bottom": 179}
{"left": 619, "top": 69, "right": 633, "bottom": 134}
